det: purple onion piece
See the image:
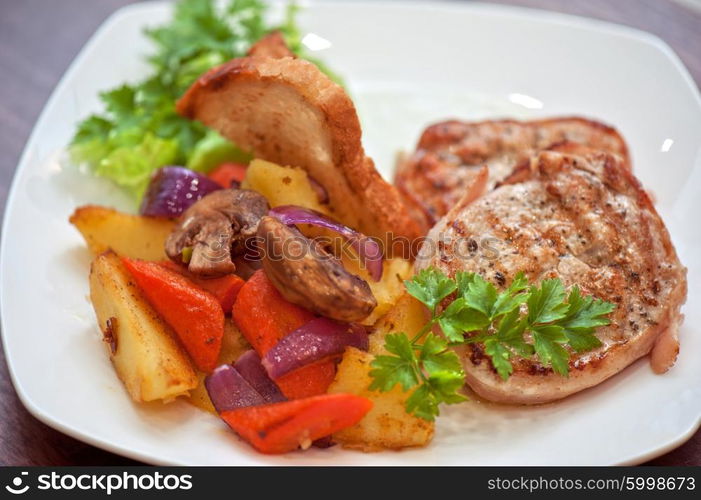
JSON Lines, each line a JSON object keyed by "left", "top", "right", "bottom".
{"left": 307, "top": 175, "right": 329, "bottom": 205}
{"left": 140, "top": 166, "right": 222, "bottom": 217}
{"left": 234, "top": 350, "right": 286, "bottom": 404}
{"left": 204, "top": 364, "right": 266, "bottom": 413}
{"left": 268, "top": 205, "right": 383, "bottom": 281}
{"left": 261, "top": 317, "right": 369, "bottom": 380}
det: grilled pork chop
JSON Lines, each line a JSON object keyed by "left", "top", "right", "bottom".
{"left": 396, "top": 117, "right": 630, "bottom": 232}
{"left": 416, "top": 145, "right": 686, "bottom": 404}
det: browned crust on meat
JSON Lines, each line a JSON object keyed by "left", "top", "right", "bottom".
{"left": 395, "top": 117, "right": 631, "bottom": 233}
{"left": 417, "top": 149, "right": 687, "bottom": 404}
{"left": 246, "top": 31, "right": 295, "bottom": 59}
{"left": 177, "top": 56, "right": 422, "bottom": 255}
{"left": 416, "top": 117, "right": 629, "bottom": 162}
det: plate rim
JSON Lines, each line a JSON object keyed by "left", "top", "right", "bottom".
{"left": 1, "top": 0, "right": 700, "bottom": 465}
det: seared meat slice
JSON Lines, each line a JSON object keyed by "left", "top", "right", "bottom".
{"left": 416, "top": 148, "right": 686, "bottom": 404}
{"left": 396, "top": 117, "right": 630, "bottom": 232}
{"left": 246, "top": 31, "right": 295, "bottom": 59}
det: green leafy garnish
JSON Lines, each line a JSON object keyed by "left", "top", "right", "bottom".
{"left": 69, "top": 0, "right": 340, "bottom": 201}
{"left": 370, "top": 267, "right": 615, "bottom": 420}
{"left": 369, "top": 332, "right": 467, "bottom": 422}
{"left": 404, "top": 267, "right": 457, "bottom": 313}
{"left": 460, "top": 273, "right": 614, "bottom": 377}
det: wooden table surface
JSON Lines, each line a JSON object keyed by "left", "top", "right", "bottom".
{"left": 0, "top": 0, "right": 699, "bottom": 466}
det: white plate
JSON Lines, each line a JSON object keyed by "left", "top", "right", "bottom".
{"left": 2, "top": 0, "right": 700, "bottom": 466}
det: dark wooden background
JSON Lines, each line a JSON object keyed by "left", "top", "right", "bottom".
{"left": 0, "top": 0, "right": 699, "bottom": 466}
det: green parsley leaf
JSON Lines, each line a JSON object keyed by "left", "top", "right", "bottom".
{"left": 419, "top": 333, "right": 464, "bottom": 375}
{"left": 527, "top": 279, "right": 569, "bottom": 324}
{"left": 455, "top": 271, "right": 477, "bottom": 297}
{"left": 437, "top": 298, "right": 490, "bottom": 342}
{"left": 496, "top": 308, "right": 533, "bottom": 357}
{"left": 405, "top": 372, "right": 467, "bottom": 421}
{"left": 463, "top": 273, "right": 498, "bottom": 317}
{"left": 492, "top": 271, "right": 530, "bottom": 318}
{"left": 405, "top": 385, "right": 439, "bottom": 421}
{"left": 560, "top": 286, "right": 616, "bottom": 330}
{"left": 369, "top": 267, "right": 615, "bottom": 420}
{"left": 562, "top": 329, "right": 602, "bottom": 353}
{"left": 426, "top": 371, "right": 468, "bottom": 405}
{"left": 556, "top": 286, "right": 612, "bottom": 352}
{"left": 531, "top": 325, "right": 570, "bottom": 376}
{"left": 405, "top": 267, "right": 457, "bottom": 311}
{"left": 484, "top": 338, "right": 513, "bottom": 380}
{"left": 506, "top": 271, "right": 529, "bottom": 294}
{"left": 369, "top": 333, "right": 419, "bottom": 392}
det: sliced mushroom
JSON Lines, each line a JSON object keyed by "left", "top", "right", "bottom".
{"left": 165, "top": 189, "right": 269, "bottom": 277}
{"left": 257, "top": 216, "right": 377, "bottom": 322}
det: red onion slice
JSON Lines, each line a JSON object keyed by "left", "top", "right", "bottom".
{"left": 204, "top": 364, "right": 266, "bottom": 413}
{"left": 234, "top": 350, "right": 286, "bottom": 404}
{"left": 268, "top": 205, "right": 383, "bottom": 281}
{"left": 307, "top": 175, "right": 329, "bottom": 205}
{"left": 140, "top": 166, "right": 222, "bottom": 217}
{"left": 261, "top": 317, "right": 369, "bottom": 380}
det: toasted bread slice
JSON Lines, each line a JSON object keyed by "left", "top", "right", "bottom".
{"left": 177, "top": 53, "right": 422, "bottom": 255}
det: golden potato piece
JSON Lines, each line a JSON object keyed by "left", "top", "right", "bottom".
{"left": 370, "top": 293, "right": 428, "bottom": 354}
{"left": 327, "top": 347, "right": 434, "bottom": 450}
{"left": 341, "top": 256, "right": 414, "bottom": 326}
{"left": 242, "top": 159, "right": 329, "bottom": 214}
{"left": 70, "top": 205, "right": 175, "bottom": 260}
{"left": 89, "top": 251, "right": 197, "bottom": 402}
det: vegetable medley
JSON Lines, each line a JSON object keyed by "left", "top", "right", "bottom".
{"left": 68, "top": 0, "right": 615, "bottom": 455}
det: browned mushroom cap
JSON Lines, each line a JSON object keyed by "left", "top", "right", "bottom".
{"left": 257, "top": 216, "right": 377, "bottom": 322}
{"left": 165, "top": 189, "right": 269, "bottom": 277}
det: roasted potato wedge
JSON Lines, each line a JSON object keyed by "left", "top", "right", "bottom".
{"left": 188, "top": 373, "right": 216, "bottom": 414}
{"left": 341, "top": 256, "right": 413, "bottom": 326}
{"left": 370, "top": 292, "right": 428, "bottom": 354}
{"left": 241, "top": 159, "right": 330, "bottom": 213}
{"left": 89, "top": 251, "right": 197, "bottom": 402}
{"left": 71, "top": 205, "right": 175, "bottom": 260}
{"left": 327, "top": 347, "right": 434, "bottom": 450}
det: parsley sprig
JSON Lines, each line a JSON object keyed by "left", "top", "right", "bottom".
{"left": 368, "top": 332, "right": 467, "bottom": 421}
{"left": 369, "top": 267, "right": 615, "bottom": 421}
{"left": 369, "top": 269, "right": 466, "bottom": 420}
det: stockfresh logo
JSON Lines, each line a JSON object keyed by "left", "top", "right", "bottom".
{"left": 5, "top": 472, "right": 29, "bottom": 495}
{"left": 3, "top": 471, "right": 193, "bottom": 496}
